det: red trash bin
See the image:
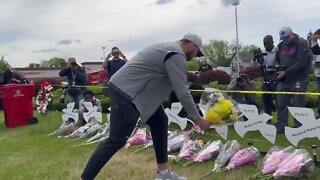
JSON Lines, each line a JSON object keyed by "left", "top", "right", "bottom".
{"left": 0, "top": 84, "right": 35, "bottom": 128}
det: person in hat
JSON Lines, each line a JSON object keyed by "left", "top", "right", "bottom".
{"left": 275, "top": 27, "right": 313, "bottom": 133}
{"left": 311, "top": 28, "right": 320, "bottom": 55}
{"left": 59, "top": 57, "right": 86, "bottom": 108}
{"left": 312, "top": 29, "right": 320, "bottom": 118}
{"left": 81, "top": 33, "right": 212, "bottom": 180}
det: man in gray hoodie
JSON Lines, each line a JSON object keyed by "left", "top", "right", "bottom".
{"left": 81, "top": 33, "right": 212, "bottom": 180}
{"left": 275, "top": 27, "right": 312, "bottom": 133}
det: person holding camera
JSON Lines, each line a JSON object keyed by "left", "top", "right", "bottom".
{"left": 312, "top": 29, "right": 320, "bottom": 117}
{"left": 77, "top": 90, "right": 102, "bottom": 127}
{"left": 0, "top": 63, "right": 26, "bottom": 85}
{"left": 261, "top": 35, "right": 279, "bottom": 115}
{"left": 102, "top": 47, "right": 127, "bottom": 96}
{"left": 59, "top": 57, "right": 86, "bottom": 108}
{"left": 228, "top": 73, "right": 256, "bottom": 105}
{"left": 275, "top": 27, "right": 313, "bottom": 133}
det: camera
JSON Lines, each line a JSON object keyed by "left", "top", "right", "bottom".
{"left": 252, "top": 48, "right": 267, "bottom": 64}
{"left": 60, "top": 86, "right": 67, "bottom": 103}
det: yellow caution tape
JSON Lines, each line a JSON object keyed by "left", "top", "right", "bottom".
{"left": 42, "top": 84, "right": 320, "bottom": 96}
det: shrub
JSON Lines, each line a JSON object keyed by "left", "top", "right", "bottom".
{"left": 240, "top": 66, "right": 263, "bottom": 80}
{"left": 96, "top": 95, "right": 111, "bottom": 113}
{"left": 199, "top": 70, "right": 231, "bottom": 85}
{"left": 187, "top": 72, "right": 199, "bottom": 83}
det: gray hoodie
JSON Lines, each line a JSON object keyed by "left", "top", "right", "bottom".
{"left": 276, "top": 34, "right": 312, "bottom": 83}
{"left": 109, "top": 42, "right": 201, "bottom": 123}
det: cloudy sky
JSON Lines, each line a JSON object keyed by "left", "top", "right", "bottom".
{"left": 0, "top": 0, "right": 319, "bottom": 67}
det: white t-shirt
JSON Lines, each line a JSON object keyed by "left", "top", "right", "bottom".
{"left": 263, "top": 47, "right": 278, "bottom": 71}
{"left": 314, "top": 55, "right": 320, "bottom": 77}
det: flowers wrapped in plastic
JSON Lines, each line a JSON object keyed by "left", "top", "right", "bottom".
{"left": 199, "top": 88, "right": 239, "bottom": 124}
{"left": 177, "top": 140, "right": 202, "bottom": 161}
{"left": 225, "top": 146, "right": 260, "bottom": 171}
{"left": 273, "top": 149, "right": 314, "bottom": 179}
{"left": 168, "top": 134, "right": 189, "bottom": 153}
{"left": 124, "top": 128, "right": 151, "bottom": 149}
{"left": 183, "top": 140, "right": 222, "bottom": 166}
{"left": 202, "top": 140, "right": 241, "bottom": 178}
{"left": 262, "top": 146, "right": 295, "bottom": 174}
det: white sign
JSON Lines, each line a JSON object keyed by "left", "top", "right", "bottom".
{"left": 83, "top": 102, "right": 102, "bottom": 123}
{"left": 165, "top": 103, "right": 194, "bottom": 130}
{"left": 234, "top": 104, "right": 277, "bottom": 144}
{"left": 285, "top": 107, "right": 320, "bottom": 146}
{"left": 210, "top": 125, "right": 228, "bottom": 140}
{"left": 62, "top": 102, "right": 79, "bottom": 123}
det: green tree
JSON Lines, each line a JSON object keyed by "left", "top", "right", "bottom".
{"left": 0, "top": 57, "right": 8, "bottom": 71}
{"left": 187, "top": 58, "right": 200, "bottom": 71}
{"left": 242, "top": 44, "right": 260, "bottom": 54}
{"left": 48, "top": 57, "right": 68, "bottom": 68}
{"left": 203, "top": 40, "right": 233, "bottom": 67}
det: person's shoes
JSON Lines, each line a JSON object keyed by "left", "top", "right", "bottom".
{"left": 155, "top": 169, "right": 187, "bottom": 180}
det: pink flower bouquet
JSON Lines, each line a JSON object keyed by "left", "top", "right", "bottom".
{"left": 124, "top": 128, "right": 150, "bottom": 149}
{"left": 226, "top": 146, "right": 260, "bottom": 170}
{"left": 273, "top": 149, "right": 315, "bottom": 179}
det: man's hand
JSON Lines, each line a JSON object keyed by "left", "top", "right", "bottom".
{"left": 119, "top": 51, "right": 126, "bottom": 58}
{"left": 12, "top": 78, "right": 20, "bottom": 83}
{"left": 276, "top": 71, "right": 286, "bottom": 80}
{"left": 196, "top": 117, "right": 212, "bottom": 131}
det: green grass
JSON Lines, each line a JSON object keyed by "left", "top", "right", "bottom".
{"left": 0, "top": 111, "right": 320, "bottom": 180}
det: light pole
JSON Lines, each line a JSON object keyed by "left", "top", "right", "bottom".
{"left": 102, "top": 46, "right": 106, "bottom": 60}
{"left": 232, "top": 0, "right": 240, "bottom": 75}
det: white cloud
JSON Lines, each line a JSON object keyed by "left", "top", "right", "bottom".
{"left": 0, "top": 0, "right": 320, "bottom": 67}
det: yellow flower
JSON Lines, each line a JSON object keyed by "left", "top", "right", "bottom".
{"left": 213, "top": 104, "right": 223, "bottom": 113}
{"left": 205, "top": 109, "right": 222, "bottom": 123}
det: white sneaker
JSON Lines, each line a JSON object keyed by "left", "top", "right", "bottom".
{"left": 155, "top": 169, "right": 187, "bottom": 180}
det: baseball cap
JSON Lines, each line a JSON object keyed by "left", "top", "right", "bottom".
{"left": 182, "top": 33, "right": 204, "bottom": 57}
{"left": 279, "top": 27, "right": 293, "bottom": 41}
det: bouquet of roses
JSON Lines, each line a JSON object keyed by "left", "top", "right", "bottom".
{"left": 224, "top": 146, "right": 260, "bottom": 171}
{"left": 199, "top": 88, "right": 239, "bottom": 125}
{"left": 124, "top": 128, "right": 151, "bottom": 149}
{"left": 273, "top": 149, "right": 314, "bottom": 179}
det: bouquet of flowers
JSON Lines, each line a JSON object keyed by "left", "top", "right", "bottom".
{"left": 184, "top": 140, "right": 222, "bottom": 166}
{"left": 225, "top": 146, "right": 260, "bottom": 171}
{"left": 262, "top": 146, "right": 295, "bottom": 174}
{"left": 124, "top": 128, "right": 151, "bottom": 149}
{"left": 273, "top": 149, "right": 314, "bottom": 179}
{"left": 177, "top": 140, "right": 202, "bottom": 161}
{"left": 199, "top": 88, "right": 239, "bottom": 125}
{"left": 36, "top": 82, "right": 53, "bottom": 114}
{"left": 212, "top": 140, "right": 241, "bottom": 172}
{"left": 168, "top": 134, "right": 189, "bottom": 153}
{"left": 202, "top": 140, "right": 241, "bottom": 178}
{"left": 47, "top": 122, "right": 75, "bottom": 136}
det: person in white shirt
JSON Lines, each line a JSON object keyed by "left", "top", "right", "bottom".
{"left": 262, "top": 35, "right": 278, "bottom": 115}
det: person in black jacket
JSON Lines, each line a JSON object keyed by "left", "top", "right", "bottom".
{"left": 59, "top": 58, "right": 86, "bottom": 108}
{"left": 0, "top": 64, "right": 25, "bottom": 85}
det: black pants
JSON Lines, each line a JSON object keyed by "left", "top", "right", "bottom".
{"left": 262, "top": 81, "right": 277, "bottom": 115}
{"left": 81, "top": 87, "right": 168, "bottom": 180}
